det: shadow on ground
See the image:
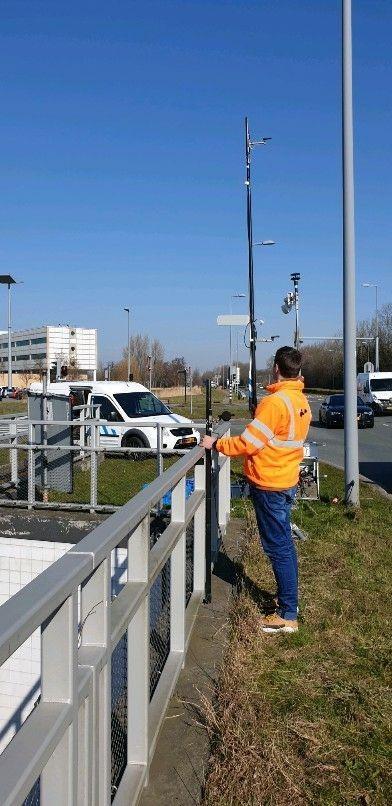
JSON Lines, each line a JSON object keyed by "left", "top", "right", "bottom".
{"left": 359, "top": 462, "right": 392, "bottom": 494}
{"left": 213, "top": 549, "right": 275, "bottom": 614}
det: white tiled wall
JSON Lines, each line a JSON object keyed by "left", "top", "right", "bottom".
{"left": 0, "top": 537, "right": 73, "bottom": 752}
{"left": 0, "top": 537, "right": 128, "bottom": 753}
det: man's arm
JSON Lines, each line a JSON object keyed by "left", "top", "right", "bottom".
{"left": 202, "top": 397, "right": 281, "bottom": 457}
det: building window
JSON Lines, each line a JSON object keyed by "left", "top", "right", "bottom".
{"left": 16, "top": 339, "right": 30, "bottom": 347}
{"left": 31, "top": 337, "right": 46, "bottom": 345}
{"left": 31, "top": 353, "right": 46, "bottom": 360}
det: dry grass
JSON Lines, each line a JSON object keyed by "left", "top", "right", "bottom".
{"left": 202, "top": 467, "right": 392, "bottom": 806}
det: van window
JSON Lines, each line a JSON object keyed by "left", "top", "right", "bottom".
{"left": 370, "top": 378, "right": 392, "bottom": 392}
{"left": 91, "top": 395, "right": 123, "bottom": 422}
{"left": 114, "top": 392, "right": 171, "bottom": 418}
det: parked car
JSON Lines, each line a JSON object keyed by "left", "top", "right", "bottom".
{"left": 318, "top": 394, "right": 374, "bottom": 429}
{"left": 0, "top": 386, "right": 23, "bottom": 400}
{"left": 29, "top": 380, "right": 200, "bottom": 456}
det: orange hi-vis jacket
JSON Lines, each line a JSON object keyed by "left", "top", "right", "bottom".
{"left": 215, "top": 379, "right": 312, "bottom": 491}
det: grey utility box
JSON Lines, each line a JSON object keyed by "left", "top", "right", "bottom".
{"left": 28, "top": 393, "right": 73, "bottom": 493}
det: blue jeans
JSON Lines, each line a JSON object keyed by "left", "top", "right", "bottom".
{"left": 250, "top": 484, "right": 298, "bottom": 620}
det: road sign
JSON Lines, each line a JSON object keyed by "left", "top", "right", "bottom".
{"left": 217, "top": 314, "right": 250, "bottom": 326}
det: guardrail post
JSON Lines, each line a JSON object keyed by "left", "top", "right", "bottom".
{"left": 9, "top": 420, "right": 18, "bottom": 486}
{"left": 90, "top": 421, "right": 98, "bottom": 512}
{"left": 27, "top": 422, "right": 35, "bottom": 509}
{"left": 170, "top": 477, "right": 186, "bottom": 657}
{"left": 127, "top": 515, "right": 150, "bottom": 781}
{"left": 41, "top": 591, "right": 78, "bottom": 805}
{"left": 156, "top": 424, "right": 163, "bottom": 477}
{"left": 193, "top": 459, "right": 206, "bottom": 594}
{"left": 80, "top": 559, "right": 111, "bottom": 805}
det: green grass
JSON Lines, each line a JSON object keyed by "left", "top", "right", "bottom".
{"left": 0, "top": 400, "right": 26, "bottom": 415}
{"left": 203, "top": 465, "right": 392, "bottom": 806}
{"left": 168, "top": 390, "right": 249, "bottom": 422}
{"left": 48, "top": 455, "right": 177, "bottom": 507}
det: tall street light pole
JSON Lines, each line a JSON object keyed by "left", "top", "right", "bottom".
{"left": 362, "top": 282, "right": 379, "bottom": 371}
{"left": 245, "top": 117, "right": 271, "bottom": 412}
{"left": 0, "top": 275, "right": 18, "bottom": 391}
{"left": 124, "top": 307, "right": 130, "bottom": 381}
{"left": 342, "top": 0, "right": 359, "bottom": 506}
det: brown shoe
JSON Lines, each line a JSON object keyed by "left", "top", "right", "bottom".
{"left": 260, "top": 613, "right": 298, "bottom": 633}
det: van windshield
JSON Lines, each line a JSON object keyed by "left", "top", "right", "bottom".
{"left": 114, "top": 392, "right": 171, "bottom": 418}
{"left": 370, "top": 378, "right": 392, "bottom": 392}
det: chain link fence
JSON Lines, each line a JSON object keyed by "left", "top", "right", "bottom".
{"left": 22, "top": 777, "right": 40, "bottom": 806}
{"left": 185, "top": 518, "right": 195, "bottom": 606}
{"left": 111, "top": 634, "right": 128, "bottom": 800}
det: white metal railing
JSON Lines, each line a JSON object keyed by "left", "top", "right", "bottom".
{"left": 0, "top": 418, "right": 211, "bottom": 512}
{"left": 0, "top": 439, "right": 231, "bottom": 805}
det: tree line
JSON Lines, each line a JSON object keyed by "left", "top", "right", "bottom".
{"left": 269, "top": 302, "right": 392, "bottom": 390}
{"left": 100, "top": 302, "right": 391, "bottom": 392}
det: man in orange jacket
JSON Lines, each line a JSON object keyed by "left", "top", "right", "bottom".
{"left": 202, "top": 346, "right": 311, "bottom": 633}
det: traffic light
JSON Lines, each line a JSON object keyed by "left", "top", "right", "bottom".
{"left": 60, "top": 365, "right": 68, "bottom": 378}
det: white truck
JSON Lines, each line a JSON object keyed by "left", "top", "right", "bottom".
{"left": 357, "top": 371, "right": 392, "bottom": 414}
{"left": 29, "top": 380, "right": 200, "bottom": 453}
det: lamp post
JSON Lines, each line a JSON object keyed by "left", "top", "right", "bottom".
{"left": 245, "top": 116, "right": 271, "bottom": 412}
{"left": 0, "top": 275, "right": 19, "bottom": 391}
{"left": 362, "top": 282, "right": 379, "bottom": 371}
{"left": 124, "top": 307, "right": 130, "bottom": 381}
{"left": 342, "top": 0, "right": 359, "bottom": 505}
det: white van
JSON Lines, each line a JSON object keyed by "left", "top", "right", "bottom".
{"left": 357, "top": 371, "right": 392, "bottom": 414}
{"left": 29, "top": 380, "right": 200, "bottom": 453}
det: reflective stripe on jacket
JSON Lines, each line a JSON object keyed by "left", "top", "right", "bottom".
{"left": 215, "top": 378, "right": 311, "bottom": 491}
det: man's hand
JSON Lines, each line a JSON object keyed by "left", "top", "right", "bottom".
{"left": 201, "top": 435, "right": 218, "bottom": 450}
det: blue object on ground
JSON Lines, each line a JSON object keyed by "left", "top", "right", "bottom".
{"left": 143, "top": 477, "right": 195, "bottom": 507}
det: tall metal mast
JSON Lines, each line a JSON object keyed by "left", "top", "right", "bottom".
{"left": 245, "top": 117, "right": 257, "bottom": 412}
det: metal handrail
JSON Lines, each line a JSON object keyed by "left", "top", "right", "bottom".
{"left": 0, "top": 441, "right": 231, "bottom": 805}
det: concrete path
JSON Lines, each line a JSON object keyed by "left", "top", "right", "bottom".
{"left": 140, "top": 519, "right": 244, "bottom": 806}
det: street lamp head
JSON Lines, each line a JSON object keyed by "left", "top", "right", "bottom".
{"left": 253, "top": 240, "right": 275, "bottom": 247}
{"left": 0, "top": 275, "right": 17, "bottom": 285}
{"left": 232, "top": 292, "right": 246, "bottom": 298}
{"left": 362, "top": 282, "right": 377, "bottom": 289}
{"left": 124, "top": 307, "right": 130, "bottom": 313}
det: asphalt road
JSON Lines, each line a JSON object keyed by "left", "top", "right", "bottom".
{"left": 229, "top": 394, "right": 392, "bottom": 494}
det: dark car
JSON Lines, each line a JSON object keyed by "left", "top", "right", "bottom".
{"left": 319, "top": 394, "right": 374, "bottom": 429}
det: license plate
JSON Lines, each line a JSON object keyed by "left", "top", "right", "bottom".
{"left": 182, "top": 437, "right": 197, "bottom": 446}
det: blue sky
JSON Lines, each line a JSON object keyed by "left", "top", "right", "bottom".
{"left": 0, "top": 0, "right": 391, "bottom": 370}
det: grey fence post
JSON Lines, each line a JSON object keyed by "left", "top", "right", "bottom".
{"left": 127, "top": 515, "right": 150, "bottom": 779}
{"left": 27, "top": 422, "right": 35, "bottom": 509}
{"left": 170, "top": 477, "right": 186, "bottom": 658}
{"left": 90, "top": 421, "right": 98, "bottom": 512}
{"left": 156, "top": 424, "right": 163, "bottom": 477}
{"left": 193, "top": 459, "right": 206, "bottom": 594}
{"left": 9, "top": 420, "right": 18, "bottom": 487}
{"left": 40, "top": 591, "right": 78, "bottom": 804}
{"left": 80, "top": 558, "right": 111, "bottom": 805}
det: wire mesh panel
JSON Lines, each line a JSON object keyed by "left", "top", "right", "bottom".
{"left": 111, "top": 634, "right": 128, "bottom": 800}
{"left": 185, "top": 518, "right": 194, "bottom": 606}
{"left": 149, "top": 514, "right": 171, "bottom": 699}
{"left": 149, "top": 559, "right": 171, "bottom": 699}
{"left": 23, "top": 777, "right": 40, "bottom": 806}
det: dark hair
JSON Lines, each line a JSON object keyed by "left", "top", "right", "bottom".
{"left": 274, "top": 346, "right": 302, "bottom": 378}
